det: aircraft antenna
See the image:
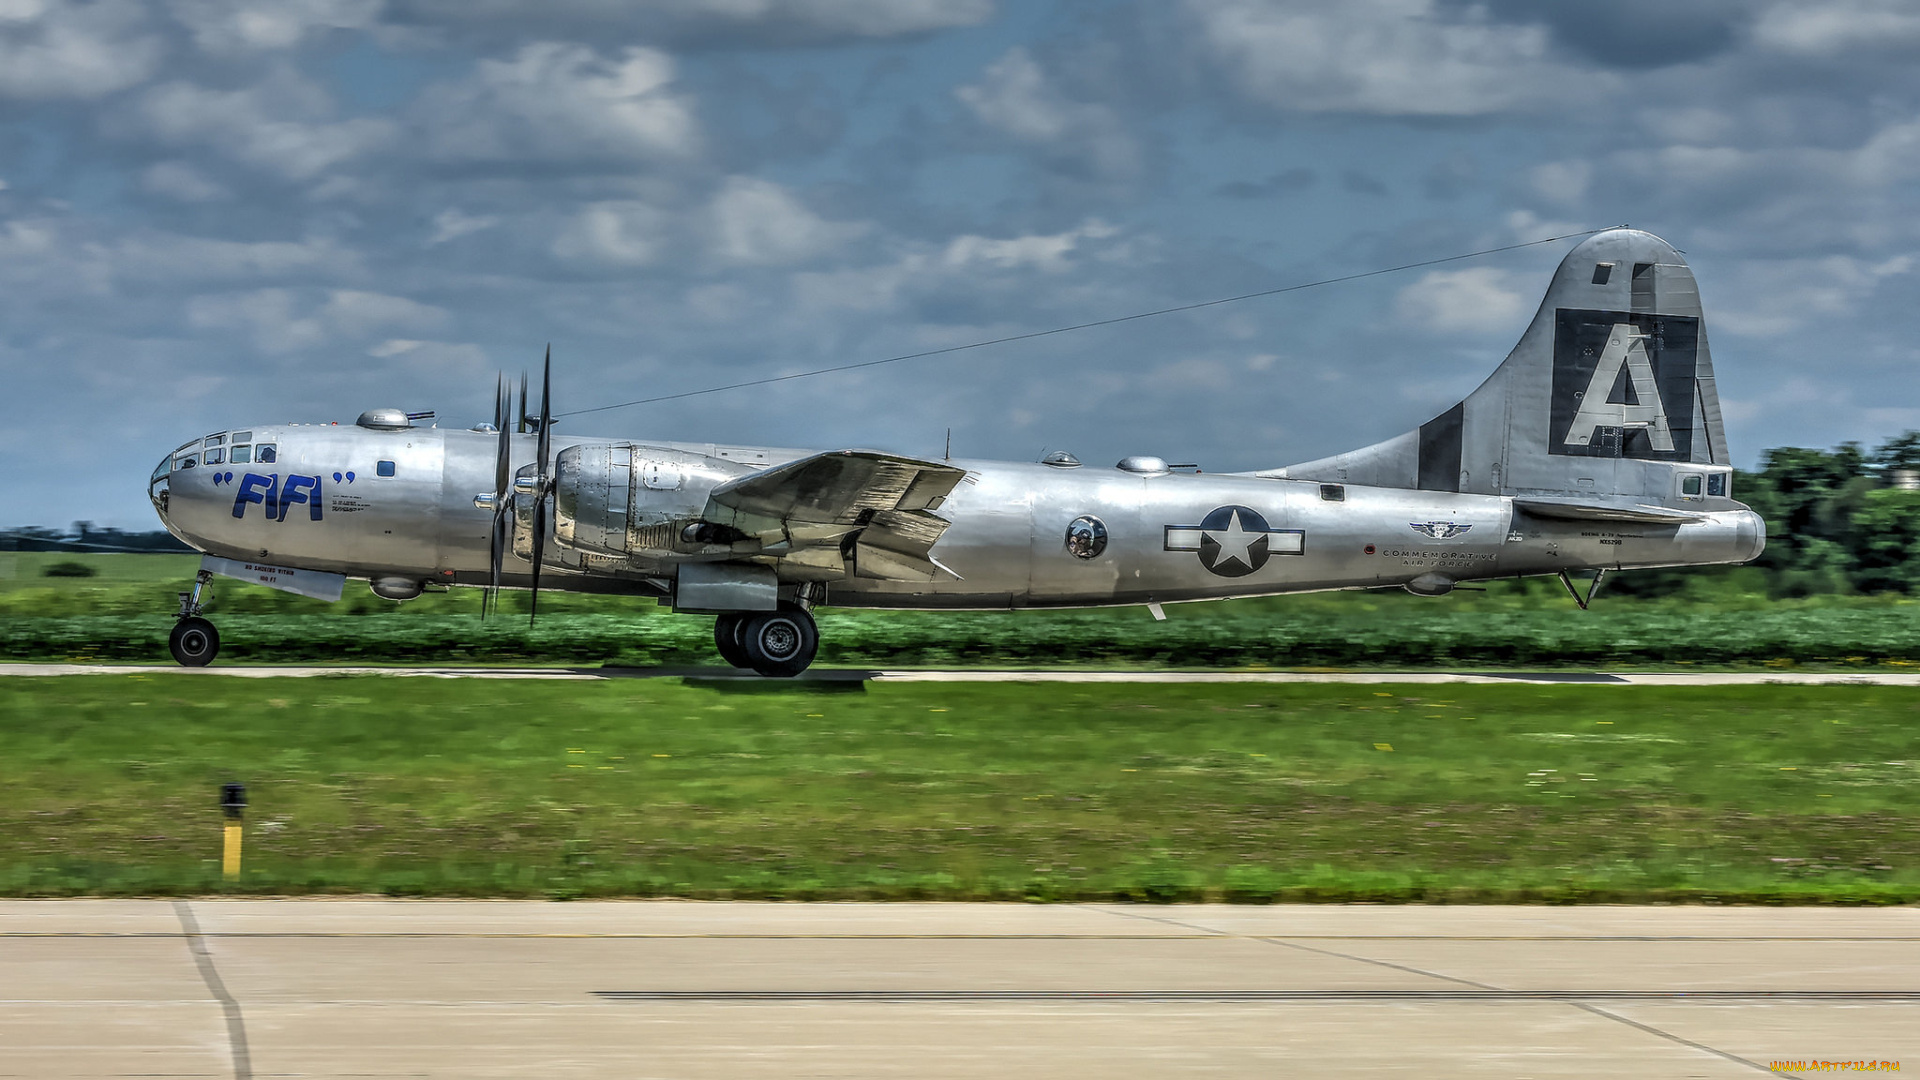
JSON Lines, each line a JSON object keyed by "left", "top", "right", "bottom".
{"left": 559, "top": 227, "right": 1618, "bottom": 420}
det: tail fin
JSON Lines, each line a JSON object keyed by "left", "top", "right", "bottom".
{"left": 1268, "top": 229, "right": 1734, "bottom": 507}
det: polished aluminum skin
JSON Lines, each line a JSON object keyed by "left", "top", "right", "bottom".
{"left": 148, "top": 229, "right": 1765, "bottom": 617}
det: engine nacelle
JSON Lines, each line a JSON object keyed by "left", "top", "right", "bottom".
{"left": 549, "top": 443, "right": 750, "bottom": 560}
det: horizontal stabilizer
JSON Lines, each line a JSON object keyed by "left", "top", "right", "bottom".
{"left": 1513, "top": 498, "right": 1705, "bottom": 524}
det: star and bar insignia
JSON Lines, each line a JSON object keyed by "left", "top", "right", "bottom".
{"left": 1164, "top": 505, "right": 1304, "bottom": 577}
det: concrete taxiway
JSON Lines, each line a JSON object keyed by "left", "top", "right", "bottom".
{"left": 3, "top": 901, "right": 1914, "bottom": 1078}
{"left": 6, "top": 662, "right": 1920, "bottom": 686}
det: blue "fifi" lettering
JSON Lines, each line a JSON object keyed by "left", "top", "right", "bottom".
{"left": 278, "top": 474, "right": 321, "bottom": 522}
{"left": 232, "top": 473, "right": 324, "bottom": 522}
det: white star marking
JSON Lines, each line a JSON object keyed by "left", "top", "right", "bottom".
{"left": 1206, "top": 509, "right": 1264, "bottom": 571}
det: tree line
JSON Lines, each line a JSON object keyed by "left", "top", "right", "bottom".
{"left": 1733, "top": 432, "right": 1920, "bottom": 596}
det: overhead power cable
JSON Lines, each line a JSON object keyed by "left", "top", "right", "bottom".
{"left": 559, "top": 226, "right": 1614, "bottom": 419}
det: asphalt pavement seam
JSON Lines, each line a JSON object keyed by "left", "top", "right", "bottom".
{"left": 1572, "top": 1002, "right": 1790, "bottom": 1077}
{"left": 172, "top": 900, "right": 253, "bottom": 1080}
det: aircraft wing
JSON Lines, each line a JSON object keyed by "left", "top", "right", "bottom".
{"left": 703, "top": 450, "right": 968, "bottom": 580}
{"left": 1513, "top": 498, "right": 1707, "bottom": 524}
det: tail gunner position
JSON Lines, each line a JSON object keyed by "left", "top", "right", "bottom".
{"left": 149, "top": 229, "right": 1764, "bottom": 674}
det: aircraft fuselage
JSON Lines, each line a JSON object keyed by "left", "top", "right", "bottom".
{"left": 152, "top": 423, "right": 1764, "bottom": 610}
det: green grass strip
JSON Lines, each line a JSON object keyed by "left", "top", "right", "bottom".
{"left": 3, "top": 677, "right": 1916, "bottom": 903}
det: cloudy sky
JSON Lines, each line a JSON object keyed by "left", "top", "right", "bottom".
{"left": 6, "top": 0, "right": 1919, "bottom": 528}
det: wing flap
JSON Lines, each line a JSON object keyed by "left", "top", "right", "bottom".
{"left": 704, "top": 450, "right": 967, "bottom": 580}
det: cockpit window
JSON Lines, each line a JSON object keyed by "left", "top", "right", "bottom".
{"left": 151, "top": 458, "right": 171, "bottom": 484}
{"left": 231, "top": 445, "right": 252, "bottom": 464}
{"left": 205, "top": 434, "right": 225, "bottom": 447}
{"left": 204, "top": 448, "right": 225, "bottom": 465}
{"left": 232, "top": 431, "right": 252, "bottom": 443}
{"left": 175, "top": 456, "right": 197, "bottom": 470}
{"left": 256, "top": 444, "right": 277, "bottom": 463}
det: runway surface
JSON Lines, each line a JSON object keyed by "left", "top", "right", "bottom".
{"left": 6, "top": 662, "right": 1920, "bottom": 686}
{"left": 4, "top": 901, "right": 1914, "bottom": 1078}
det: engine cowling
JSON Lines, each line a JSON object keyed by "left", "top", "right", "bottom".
{"left": 550, "top": 443, "right": 749, "bottom": 560}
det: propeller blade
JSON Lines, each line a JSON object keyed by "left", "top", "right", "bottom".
{"left": 536, "top": 345, "right": 552, "bottom": 482}
{"left": 489, "top": 506, "right": 507, "bottom": 619}
{"left": 529, "top": 345, "right": 554, "bottom": 626}
{"left": 529, "top": 494, "right": 546, "bottom": 626}
{"left": 487, "top": 376, "right": 512, "bottom": 619}
{"left": 517, "top": 372, "right": 528, "bottom": 435}
{"left": 494, "top": 400, "right": 511, "bottom": 511}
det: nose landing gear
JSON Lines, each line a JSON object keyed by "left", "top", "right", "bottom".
{"left": 169, "top": 569, "right": 221, "bottom": 667}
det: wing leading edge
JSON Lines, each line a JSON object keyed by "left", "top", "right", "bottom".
{"left": 702, "top": 449, "right": 967, "bottom": 581}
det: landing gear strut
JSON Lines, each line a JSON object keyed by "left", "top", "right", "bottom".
{"left": 1557, "top": 569, "right": 1607, "bottom": 611}
{"left": 713, "top": 601, "right": 818, "bottom": 677}
{"left": 170, "top": 569, "right": 220, "bottom": 667}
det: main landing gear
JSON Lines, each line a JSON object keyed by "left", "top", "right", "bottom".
{"left": 169, "top": 569, "right": 221, "bottom": 667}
{"left": 713, "top": 601, "right": 819, "bottom": 677}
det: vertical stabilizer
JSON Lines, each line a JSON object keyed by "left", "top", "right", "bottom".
{"left": 1265, "top": 229, "right": 1734, "bottom": 508}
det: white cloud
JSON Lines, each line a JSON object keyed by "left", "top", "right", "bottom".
{"left": 1597, "top": 115, "right": 1920, "bottom": 213}
{"left": 789, "top": 259, "right": 921, "bottom": 313}
{"left": 1527, "top": 161, "right": 1592, "bottom": 206}
{"left": 1715, "top": 254, "right": 1915, "bottom": 337}
{"left": 322, "top": 289, "right": 446, "bottom": 337}
{"left": 368, "top": 338, "right": 422, "bottom": 357}
{"left": 0, "top": 0, "right": 162, "bottom": 99}
{"left": 942, "top": 219, "right": 1118, "bottom": 273}
{"left": 111, "top": 232, "right": 359, "bottom": 282}
{"left": 415, "top": 43, "right": 698, "bottom": 164}
{"left": 955, "top": 48, "right": 1138, "bottom": 177}
{"left": 388, "top": 0, "right": 993, "bottom": 41}
{"left": 0, "top": 218, "right": 56, "bottom": 260}
{"left": 708, "top": 176, "right": 865, "bottom": 266}
{"left": 141, "top": 161, "right": 227, "bottom": 202}
{"left": 187, "top": 288, "right": 444, "bottom": 352}
{"left": 1395, "top": 268, "right": 1528, "bottom": 334}
{"left": 789, "top": 219, "right": 1123, "bottom": 314}
{"left": 0, "top": 215, "right": 361, "bottom": 298}
{"left": 634, "top": 0, "right": 992, "bottom": 36}
{"left": 551, "top": 200, "right": 670, "bottom": 266}
{"left": 427, "top": 208, "right": 499, "bottom": 245}
{"left": 188, "top": 289, "right": 325, "bottom": 353}
{"left": 368, "top": 337, "right": 489, "bottom": 373}
{"left": 1505, "top": 210, "right": 1589, "bottom": 245}
{"left": 1752, "top": 0, "right": 1920, "bottom": 56}
{"left": 134, "top": 72, "right": 396, "bottom": 180}
{"left": 171, "top": 0, "right": 382, "bottom": 53}
{"left": 1186, "top": 0, "right": 1603, "bottom": 116}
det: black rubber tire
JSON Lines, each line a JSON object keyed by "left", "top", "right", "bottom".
{"left": 740, "top": 602, "right": 818, "bottom": 678}
{"left": 169, "top": 617, "right": 220, "bottom": 667}
{"left": 713, "top": 613, "right": 753, "bottom": 669}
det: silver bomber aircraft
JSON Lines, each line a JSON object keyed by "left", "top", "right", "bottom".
{"left": 148, "top": 228, "right": 1764, "bottom": 675}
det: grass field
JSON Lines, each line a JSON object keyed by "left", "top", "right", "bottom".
{"left": 2, "top": 676, "right": 1915, "bottom": 903}
{"left": 5, "top": 552, "right": 1920, "bottom": 669}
